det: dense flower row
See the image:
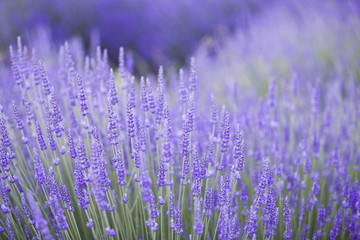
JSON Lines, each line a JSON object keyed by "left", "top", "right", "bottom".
{"left": 0, "top": 37, "right": 359, "bottom": 240}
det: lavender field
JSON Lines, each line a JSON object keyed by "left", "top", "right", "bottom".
{"left": 0, "top": 0, "right": 360, "bottom": 240}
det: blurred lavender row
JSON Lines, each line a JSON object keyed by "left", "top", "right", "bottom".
{"left": 0, "top": 0, "right": 270, "bottom": 68}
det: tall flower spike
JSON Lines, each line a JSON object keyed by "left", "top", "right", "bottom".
{"left": 234, "top": 124, "right": 245, "bottom": 171}
{"left": 109, "top": 68, "right": 119, "bottom": 105}
{"left": 0, "top": 142, "right": 10, "bottom": 171}
{"left": 35, "top": 120, "right": 47, "bottom": 151}
{"left": 77, "top": 137, "right": 89, "bottom": 170}
{"left": 330, "top": 208, "right": 342, "bottom": 240}
{"left": 114, "top": 150, "right": 126, "bottom": 186}
{"left": 186, "top": 97, "right": 195, "bottom": 132}
{"left": 244, "top": 205, "right": 258, "bottom": 237}
{"left": 283, "top": 196, "right": 292, "bottom": 240}
{"left": 22, "top": 91, "right": 34, "bottom": 125}
{"left": 168, "top": 189, "right": 176, "bottom": 218}
{"left": 12, "top": 101, "right": 23, "bottom": 131}
{"left": 220, "top": 112, "right": 230, "bottom": 153}
{"left": 156, "top": 66, "right": 165, "bottom": 124}
{"left": 39, "top": 60, "right": 51, "bottom": 96}
{"left": 210, "top": 95, "right": 218, "bottom": 126}
{"left": 178, "top": 68, "right": 187, "bottom": 104}
{"left": 49, "top": 194, "right": 68, "bottom": 231}
{"left": 66, "top": 129, "right": 76, "bottom": 159}
{"left": 59, "top": 181, "right": 73, "bottom": 211}
{"left": 146, "top": 77, "right": 157, "bottom": 114}
{"left": 140, "top": 77, "right": 149, "bottom": 112}
{"left": 175, "top": 207, "right": 184, "bottom": 235}
{"left": 77, "top": 73, "right": 89, "bottom": 117}
{"left": 149, "top": 193, "right": 159, "bottom": 219}
{"left": 193, "top": 200, "right": 203, "bottom": 235}
{"left": 204, "top": 186, "right": 214, "bottom": 217}
{"left": 107, "top": 95, "right": 119, "bottom": 145}
{"left": 119, "top": 47, "right": 126, "bottom": 79}
{"left": 9, "top": 45, "right": 22, "bottom": 86}
{"left": 127, "top": 94, "right": 135, "bottom": 139}
{"left": 49, "top": 88, "right": 63, "bottom": 137}
{"left": 23, "top": 225, "right": 31, "bottom": 239}
{"left": 162, "top": 112, "right": 172, "bottom": 163}
{"left": 74, "top": 155, "right": 90, "bottom": 210}
{"left": 0, "top": 117, "right": 11, "bottom": 148}
{"left": 16, "top": 36, "right": 26, "bottom": 76}
{"left": 32, "top": 48, "right": 41, "bottom": 86}
{"left": 5, "top": 215, "right": 14, "bottom": 240}
{"left": 47, "top": 126, "right": 57, "bottom": 151}
{"left": 26, "top": 192, "right": 54, "bottom": 240}
{"left": 140, "top": 155, "right": 152, "bottom": 203}
{"left": 21, "top": 192, "right": 31, "bottom": 219}
{"left": 189, "top": 57, "right": 197, "bottom": 92}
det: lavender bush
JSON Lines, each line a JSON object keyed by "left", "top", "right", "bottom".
{"left": 0, "top": 34, "right": 359, "bottom": 240}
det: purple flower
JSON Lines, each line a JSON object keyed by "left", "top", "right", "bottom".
{"left": 283, "top": 196, "right": 292, "bottom": 240}
{"left": 140, "top": 77, "right": 149, "bottom": 112}
{"left": 59, "top": 181, "right": 73, "bottom": 211}
{"left": 9, "top": 45, "right": 22, "bottom": 86}
{"left": 156, "top": 66, "right": 165, "bottom": 125}
{"left": 186, "top": 98, "right": 195, "bottom": 132}
{"left": 23, "top": 225, "right": 31, "bottom": 239}
{"left": 74, "top": 156, "right": 89, "bottom": 210}
{"left": 193, "top": 200, "right": 203, "bottom": 235}
{"left": 49, "top": 195, "right": 68, "bottom": 231}
{"left": 178, "top": 69, "right": 187, "bottom": 104}
{"left": 244, "top": 205, "right": 258, "bottom": 236}
{"left": 107, "top": 97, "right": 119, "bottom": 145}
{"left": 66, "top": 129, "right": 76, "bottom": 159}
{"left": 0, "top": 117, "right": 11, "bottom": 148}
{"left": 189, "top": 57, "right": 197, "bottom": 92}
{"left": 123, "top": 193, "right": 128, "bottom": 204}
{"left": 114, "top": 150, "right": 126, "bottom": 186}
{"left": 220, "top": 112, "right": 230, "bottom": 153}
{"left": 108, "top": 69, "right": 119, "bottom": 105}
{"left": 12, "top": 101, "right": 23, "bottom": 131}
{"left": 330, "top": 208, "right": 343, "bottom": 240}
{"left": 204, "top": 186, "right": 214, "bottom": 217}
{"left": 33, "top": 148, "right": 46, "bottom": 185}
{"left": 26, "top": 192, "right": 54, "bottom": 240}
{"left": 47, "top": 126, "right": 57, "bottom": 151}
{"left": 1, "top": 204, "right": 10, "bottom": 214}
{"left": 76, "top": 137, "right": 89, "bottom": 170}
{"left": 317, "top": 205, "right": 326, "bottom": 230}
{"left": 22, "top": 92, "right": 34, "bottom": 126}
{"left": 175, "top": 207, "right": 184, "bottom": 235}
{"left": 39, "top": 61, "right": 51, "bottom": 96}
{"left": 49, "top": 88, "right": 63, "bottom": 137}
{"left": 86, "top": 219, "right": 94, "bottom": 228}
{"left": 148, "top": 193, "right": 159, "bottom": 219}
{"left": 146, "top": 78, "right": 156, "bottom": 115}
{"left": 168, "top": 189, "right": 176, "bottom": 218}
{"left": 77, "top": 74, "right": 89, "bottom": 117}
{"left": 312, "top": 174, "right": 320, "bottom": 196}
{"left": 126, "top": 95, "right": 135, "bottom": 139}
{"left": 234, "top": 125, "right": 245, "bottom": 172}
{"left": 5, "top": 215, "right": 14, "bottom": 240}
{"left": 35, "top": 120, "right": 47, "bottom": 151}
{"left": 118, "top": 47, "right": 126, "bottom": 79}
{"left": 106, "top": 227, "right": 116, "bottom": 237}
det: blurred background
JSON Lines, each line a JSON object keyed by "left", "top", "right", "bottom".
{"left": 0, "top": 0, "right": 359, "bottom": 83}
{"left": 0, "top": 0, "right": 270, "bottom": 71}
